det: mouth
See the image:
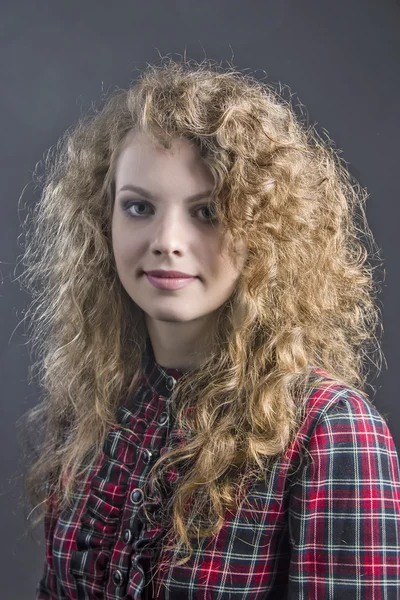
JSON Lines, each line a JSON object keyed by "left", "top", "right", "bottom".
{"left": 144, "top": 272, "right": 197, "bottom": 290}
{"left": 143, "top": 271, "right": 197, "bottom": 279}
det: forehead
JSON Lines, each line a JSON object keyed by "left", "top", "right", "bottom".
{"left": 114, "top": 130, "right": 215, "bottom": 189}
{"left": 117, "top": 129, "right": 199, "bottom": 164}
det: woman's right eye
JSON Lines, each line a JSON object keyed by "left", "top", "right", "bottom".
{"left": 122, "top": 200, "right": 150, "bottom": 216}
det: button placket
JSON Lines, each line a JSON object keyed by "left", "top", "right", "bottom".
{"left": 122, "top": 513, "right": 143, "bottom": 546}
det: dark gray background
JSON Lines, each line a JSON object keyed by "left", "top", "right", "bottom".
{"left": 1, "top": 1, "right": 399, "bottom": 597}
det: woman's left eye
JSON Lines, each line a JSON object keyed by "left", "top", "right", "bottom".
{"left": 197, "top": 205, "right": 218, "bottom": 221}
{"left": 121, "top": 200, "right": 218, "bottom": 223}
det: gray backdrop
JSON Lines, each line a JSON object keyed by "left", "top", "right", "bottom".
{"left": 1, "top": 1, "right": 399, "bottom": 597}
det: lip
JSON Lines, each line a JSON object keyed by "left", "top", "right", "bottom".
{"left": 145, "top": 273, "right": 197, "bottom": 290}
{"left": 145, "top": 270, "right": 195, "bottom": 278}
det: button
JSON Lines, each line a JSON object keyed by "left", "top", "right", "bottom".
{"left": 157, "top": 412, "right": 169, "bottom": 426}
{"left": 166, "top": 376, "right": 176, "bottom": 391}
{"left": 112, "top": 569, "right": 124, "bottom": 586}
{"left": 142, "top": 448, "right": 153, "bottom": 464}
{"left": 130, "top": 488, "right": 144, "bottom": 505}
{"left": 122, "top": 528, "right": 132, "bottom": 544}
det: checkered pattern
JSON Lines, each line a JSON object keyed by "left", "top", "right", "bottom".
{"left": 36, "top": 342, "right": 400, "bottom": 599}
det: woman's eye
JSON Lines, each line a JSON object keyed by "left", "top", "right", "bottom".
{"left": 198, "top": 205, "right": 218, "bottom": 222}
{"left": 121, "top": 200, "right": 218, "bottom": 223}
{"left": 123, "top": 201, "right": 150, "bottom": 217}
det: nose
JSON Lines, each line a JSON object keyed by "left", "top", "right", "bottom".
{"left": 148, "top": 209, "right": 190, "bottom": 256}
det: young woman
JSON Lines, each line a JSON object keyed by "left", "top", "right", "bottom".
{"left": 19, "top": 58, "right": 400, "bottom": 599}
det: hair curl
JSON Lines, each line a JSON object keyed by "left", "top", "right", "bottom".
{"left": 16, "top": 56, "right": 384, "bottom": 565}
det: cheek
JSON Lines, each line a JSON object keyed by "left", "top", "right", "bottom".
{"left": 112, "top": 237, "right": 132, "bottom": 272}
{"left": 111, "top": 220, "right": 134, "bottom": 262}
{"left": 111, "top": 233, "right": 122, "bottom": 260}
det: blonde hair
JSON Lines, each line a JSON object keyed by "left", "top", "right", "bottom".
{"left": 16, "top": 56, "right": 384, "bottom": 564}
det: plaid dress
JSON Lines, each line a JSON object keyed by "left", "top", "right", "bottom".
{"left": 36, "top": 342, "right": 400, "bottom": 599}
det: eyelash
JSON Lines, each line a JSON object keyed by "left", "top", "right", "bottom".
{"left": 120, "top": 199, "right": 218, "bottom": 224}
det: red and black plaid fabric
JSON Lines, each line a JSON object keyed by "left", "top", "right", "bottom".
{"left": 36, "top": 341, "right": 400, "bottom": 599}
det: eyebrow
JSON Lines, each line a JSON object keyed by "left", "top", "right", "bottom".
{"left": 116, "top": 184, "right": 213, "bottom": 202}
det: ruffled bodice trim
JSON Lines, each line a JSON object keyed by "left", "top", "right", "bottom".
{"left": 69, "top": 338, "right": 187, "bottom": 596}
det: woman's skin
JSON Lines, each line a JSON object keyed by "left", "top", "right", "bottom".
{"left": 111, "top": 129, "right": 248, "bottom": 372}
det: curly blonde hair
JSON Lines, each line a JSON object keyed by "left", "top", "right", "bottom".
{"left": 16, "top": 56, "right": 384, "bottom": 564}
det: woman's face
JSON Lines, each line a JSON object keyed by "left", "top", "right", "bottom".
{"left": 111, "top": 129, "right": 248, "bottom": 332}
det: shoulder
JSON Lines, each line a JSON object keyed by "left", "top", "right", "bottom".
{"left": 286, "top": 371, "right": 400, "bottom": 587}
{"left": 296, "top": 367, "right": 390, "bottom": 439}
{"left": 292, "top": 367, "right": 399, "bottom": 470}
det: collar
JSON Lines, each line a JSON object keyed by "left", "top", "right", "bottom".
{"left": 141, "top": 336, "right": 186, "bottom": 397}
